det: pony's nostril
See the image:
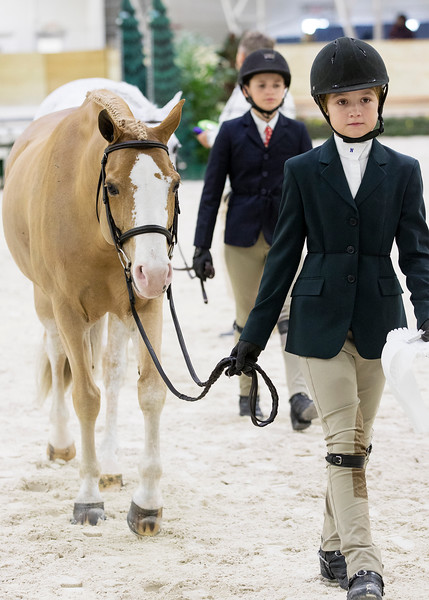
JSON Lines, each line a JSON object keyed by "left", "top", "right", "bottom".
{"left": 135, "top": 265, "right": 147, "bottom": 283}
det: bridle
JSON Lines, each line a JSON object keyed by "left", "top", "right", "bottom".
{"left": 96, "top": 139, "right": 179, "bottom": 270}
{"left": 94, "top": 138, "right": 279, "bottom": 427}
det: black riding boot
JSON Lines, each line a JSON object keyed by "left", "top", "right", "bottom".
{"left": 239, "top": 395, "right": 263, "bottom": 418}
{"left": 347, "top": 571, "right": 384, "bottom": 599}
{"left": 318, "top": 548, "right": 348, "bottom": 589}
{"left": 289, "top": 392, "right": 318, "bottom": 430}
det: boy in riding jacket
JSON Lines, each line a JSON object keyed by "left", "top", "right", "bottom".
{"left": 228, "top": 37, "right": 429, "bottom": 599}
{"left": 192, "top": 49, "right": 316, "bottom": 427}
{"left": 195, "top": 30, "right": 296, "bottom": 149}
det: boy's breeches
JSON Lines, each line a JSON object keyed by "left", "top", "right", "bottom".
{"left": 224, "top": 233, "right": 307, "bottom": 398}
{"left": 299, "top": 332, "right": 385, "bottom": 578}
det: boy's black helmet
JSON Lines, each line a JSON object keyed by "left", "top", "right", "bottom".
{"left": 310, "top": 37, "right": 389, "bottom": 96}
{"left": 310, "top": 37, "right": 389, "bottom": 143}
{"left": 239, "top": 49, "right": 291, "bottom": 88}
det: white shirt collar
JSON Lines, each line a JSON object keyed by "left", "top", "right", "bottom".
{"left": 334, "top": 134, "right": 373, "bottom": 161}
{"left": 250, "top": 110, "right": 279, "bottom": 141}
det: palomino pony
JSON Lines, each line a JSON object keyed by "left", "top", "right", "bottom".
{"left": 2, "top": 89, "right": 184, "bottom": 536}
{"left": 33, "top": 79, "right": 183, "bottom": 483}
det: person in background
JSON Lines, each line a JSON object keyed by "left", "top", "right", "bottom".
{"left": 389, "top": 14, "right": 415, "bottom": 39}
{"left": 193, "top": 49, "right": 316, "bottom": 428}
{"left": 227, "top": 37, "right": 429, "bottom": 599}
{"left": 196, "top": 30, "right": 296, "bottom": 149}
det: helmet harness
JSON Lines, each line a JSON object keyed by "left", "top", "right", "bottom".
{"left": 310, "top": 37, "right": 389, "bottom": 143}
{"left": 239, "top": 49, "right": 291, "bottom": 120}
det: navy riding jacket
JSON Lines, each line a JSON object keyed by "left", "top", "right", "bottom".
{"left": 193, "top": 110, "right": 312, "bottom": 249}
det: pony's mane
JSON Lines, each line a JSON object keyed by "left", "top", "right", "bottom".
{"left": 87, "top": 90, "right": 148, "bottom": 140}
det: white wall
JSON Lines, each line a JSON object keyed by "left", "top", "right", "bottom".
{"left": 0, "top": 0, "right": 105, "bottom": 53}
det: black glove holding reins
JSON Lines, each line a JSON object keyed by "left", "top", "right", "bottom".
{"left": 226, "top": 340, "right": 262, "bottom": 376}
{"left": 193, "top": 247, "right": 215, "bottom": 282}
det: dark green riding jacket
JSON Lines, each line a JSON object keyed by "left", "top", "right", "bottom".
{"left": 241, "top": 135, "right": 429, "bottom": 359}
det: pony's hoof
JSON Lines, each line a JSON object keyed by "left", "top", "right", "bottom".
{"left": 127, "top": 500, "right": 162, "bottom": 536}
{"left": 99, "top": 474, "right": 123, "bottom": 490}
{"left": 71, "top": 502, "right": 105, "bottom": 525}
{"left": 47, "top": 443, "right": 76, "bottom": 462}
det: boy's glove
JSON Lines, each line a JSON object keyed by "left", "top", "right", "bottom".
{"left": 420, "top": 319, "right": 429, "bottom": 342}
{"left": 227, "top": 341, "right": 262, "bottom": 376}
{"left": 193, "top": 247, "right": 215, "bottom": 281}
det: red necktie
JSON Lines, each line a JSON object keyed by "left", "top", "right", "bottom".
{"left": 264, "top": 125, "right": 273, "bottom": 147}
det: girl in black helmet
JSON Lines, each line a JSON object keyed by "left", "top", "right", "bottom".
{"left": 228, "top": 37, "right": 429, "bottom": 600}
{"left": 192, "top": 49, "right": 314, "bottom": 424}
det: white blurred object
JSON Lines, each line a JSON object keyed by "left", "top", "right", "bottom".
{"left": 34, "top": 78, "right": 182, "bottom": 166}
{"left": 381, "top": 327, "right": 429, "bottom": 433}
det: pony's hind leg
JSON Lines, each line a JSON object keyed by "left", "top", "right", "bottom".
{"left": 43, "top": 326, "right": 76, "bottom": 461}
{"left": 99, "top": 313, "right": 129, "bottom": 488}
{"left": 127, "top": 301, "right": 165, "bottom": 536}
{"left": 52, "top": 303, "right": 105, "bottom": 526}
{"left": 34, "top": 286, "right": 75, "bottom": 462}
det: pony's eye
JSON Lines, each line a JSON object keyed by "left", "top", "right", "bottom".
{"left": 106, "top": 182, "right": 119, "bottom": 195}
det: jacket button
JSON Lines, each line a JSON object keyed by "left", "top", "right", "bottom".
{"left": 346, "top": 245, "right": 355, "bottom": 254}
{"left": 261, "top": 189, "right": 267, "bottom": 195}
{"left": 262, "top": 171, "right": 268, "bottom": 177}
{"left": 349, "top": 217, "right": 358, "bottom": 226}
{"left": 347, "top": 275, "right": 356, "bottom": 283}
{"left": 264, "top": 153, "right": 269, "bottom": 160}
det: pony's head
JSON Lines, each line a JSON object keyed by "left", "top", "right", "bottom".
{"left": 89, "top": 90, "right": 184, "bottom": 300}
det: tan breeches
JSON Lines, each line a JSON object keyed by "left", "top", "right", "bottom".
{"left": 224, "top": 232, "right": 308, "bottom": 398}
{"left": 300, "top": 332, "right": 385, "bottom": 577}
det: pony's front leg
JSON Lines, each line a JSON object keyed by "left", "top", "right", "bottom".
{"left": 127, "top": 300, "right": 166, "bottom": 536}
{"left": 99, "top": 313, "right": 129, "bottom": 488}
{"left": 55, "top": 307, "right": 105, "bottom": 526}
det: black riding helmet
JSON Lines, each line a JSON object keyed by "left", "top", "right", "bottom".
{"left": 310, "top": 37, "right": 389, "bottom": 143}
{"left": 238, "top": 49, "right": 291, "bottom": 119}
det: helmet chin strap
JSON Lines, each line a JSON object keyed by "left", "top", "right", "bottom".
{"left": 333, "top": 116, "right": 384, "bottom": 143}
{"left": 243, "top": 90, "right": 286, "bottom": 120}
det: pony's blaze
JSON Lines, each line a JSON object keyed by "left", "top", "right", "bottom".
{"left": 129, "top": 154, "right": 173, "bottom": 299}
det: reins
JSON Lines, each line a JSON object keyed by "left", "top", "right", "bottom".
{"left": 96, "top": 138, "right": 279, "bottom": 427}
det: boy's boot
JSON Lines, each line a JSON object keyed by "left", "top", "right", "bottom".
{"left": 289, "top": 392, "right": 318, "bottom": 430}
{"left": 239, "top": 395, "right": 263, "bottom": 418}
{"left": 318, "top": 548, "right": 348, "bottom": 589}
{"left": 347, "top": 571, "right": 384, "bottom": 600}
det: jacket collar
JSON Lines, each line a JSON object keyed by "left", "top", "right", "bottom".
{"left": 242, "top": 110, "right": 289, "bottom": 149}
{"left": 319, "top": 135, "right": 388, "bottom": 207}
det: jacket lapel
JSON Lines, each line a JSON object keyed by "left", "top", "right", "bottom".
{"left": 355, "top": 139, "right": 387, "bottom": 207}
{"left": 242, "top": 110, "right": 264, "bottom": 148}
{"left": 268, "top": 114, "right": 288, "bottom": 149}
{"left": 319, "top": 136, "right": 355, "bottom": 208}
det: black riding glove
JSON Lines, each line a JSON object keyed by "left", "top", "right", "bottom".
{"left": 227, "top": 340, "right": 262, "bottom": 376}
{"left": 193, "top": 247, "right": 215, "bottom": 281}
{"left": 420, "top": 319, "right": 429, "bottom": 342}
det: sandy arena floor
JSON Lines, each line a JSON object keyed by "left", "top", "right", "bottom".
{"left": 1, "top": 136, "right": 429, "bottom": 600}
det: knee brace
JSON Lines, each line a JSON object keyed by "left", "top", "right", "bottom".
{"left": 325, "top": 453, "right": 366, "bottom": 468}
{"left": 326, "top": 444, "right": 372, "bottom": 468}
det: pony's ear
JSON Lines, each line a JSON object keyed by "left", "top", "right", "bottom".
{"left": 98, "top": 109, "right": 116, "bottom": 143}
{"left": 151, "top": 99, "right": 185, "bottom": 145}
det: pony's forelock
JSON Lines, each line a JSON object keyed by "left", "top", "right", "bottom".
{"left": 87, "top": 90, "right": 148, "bottom": 140}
